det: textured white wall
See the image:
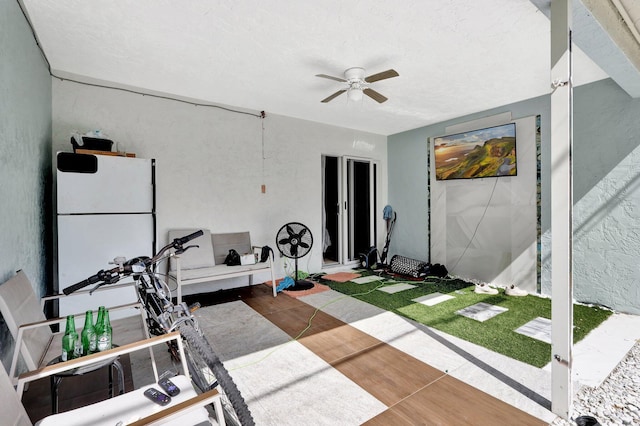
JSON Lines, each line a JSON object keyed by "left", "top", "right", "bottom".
{"left": 0, "top": 3, "right": 52, "bottom": 290}
{"left": 51, "top": 80, "right": 387, "bottom": 285}
{"left": 0, "top": 1, "right": 52, "bottom": 367}
{"left": 573, "top": 146, "right": 640, "bottom": 313}
{"left": 568, "top": 79, "right": 640, "bottom": 314}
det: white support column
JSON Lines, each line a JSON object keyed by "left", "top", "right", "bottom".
{"left": 550, "top": 0, "right": 574, "bottom": 419}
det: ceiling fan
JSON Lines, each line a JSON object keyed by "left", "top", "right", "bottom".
{"left": 316, "top": 67, "right": 399, "bottom": 104}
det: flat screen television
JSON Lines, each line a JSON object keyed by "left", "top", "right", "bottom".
{"left": 433, "top": 122, "right": 517, "bottom": 180}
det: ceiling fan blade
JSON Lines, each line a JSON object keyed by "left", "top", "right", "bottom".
{"left": 364, "top": 69, "right": 399, "bottom": 83}
{"left": 321, "top": 90, "right": 346, "bottom": 103}
{"left": 363, "top": 88, "right": 388, "bottom": 103}
{"left": 316, "top": 74, "right": 347, "bottom": 82}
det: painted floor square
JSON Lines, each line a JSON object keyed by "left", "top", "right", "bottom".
{"left": 377, "top": 283, "right": 417, "bottom": 294}
{"left": 412, "top": 292, "right": 455, "bottom": 306}
{"left": 456, "top": 302, "right": 508, "bottom": 322}
{"left": 352, "top": 275, "right": 385, "bottom": 284}
{"left": 515, "top": 317, "right": 552, "bottom": 344}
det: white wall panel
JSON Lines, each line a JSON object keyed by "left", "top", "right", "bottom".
{"left": 431, "top": 115, "right": 537, "bottom": 291}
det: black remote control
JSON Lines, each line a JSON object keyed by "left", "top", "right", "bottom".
{"left": 158, "top": 377, "right": 180, "bottom": 396}
{"left": 144, "top": 387, "right": 171, "bottom": 406}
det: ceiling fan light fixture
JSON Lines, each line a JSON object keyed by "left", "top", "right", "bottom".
{"left": 347, "top": 87, "right": 363, "bottom": 102}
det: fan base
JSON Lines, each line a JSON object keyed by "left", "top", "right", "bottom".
{"left": 286, "top": 280, "right": 315, "bottom": 291}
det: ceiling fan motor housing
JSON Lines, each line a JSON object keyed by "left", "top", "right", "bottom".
{"left": 344, "top": 67, "right": 365, "bottom": 83}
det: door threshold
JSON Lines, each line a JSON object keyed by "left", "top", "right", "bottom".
{"left": 321, "top": 261, "right": 360, "bottom": 272}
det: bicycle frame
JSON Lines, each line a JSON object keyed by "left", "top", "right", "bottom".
{"left": 63, "top": 230, "right": 206, "bottom": 356}
{"left": 63, "top": 230, "right": 256, "bottom": 425}
{"left": 131, "top": 256, "right": 199, "bottom": 338}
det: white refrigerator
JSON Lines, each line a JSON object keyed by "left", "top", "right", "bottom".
{"left": 56, "top": 152, "right": 156, "bottom": 318}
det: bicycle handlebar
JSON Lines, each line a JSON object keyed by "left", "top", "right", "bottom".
{"left": 172, "top": 229, "right": 203, "bottom": 247}
{"left": 63, "top": 230, "right": 204, "bottom": 295}
{"left": 63, "top": 269, "right": 116, "bottom": 295}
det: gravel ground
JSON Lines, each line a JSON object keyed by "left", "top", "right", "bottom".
{"left": 550, "top": 340, "right": 640, "bottom": 425}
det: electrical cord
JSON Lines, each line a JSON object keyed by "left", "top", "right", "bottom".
{"left": 448, "top": 177, "right": 499, "bottom": 274}
{"left": 229, "top": 277, "right": 387, "bottom": 371}
{"left": 228, "top": 273, "right": 470, "bottom": 385}
{"left": 16, "top": 0, "right": 263, "bottom": 119}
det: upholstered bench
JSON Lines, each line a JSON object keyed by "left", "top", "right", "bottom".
{"left": 167, "top": 229, "right": 276, "bottom": 303}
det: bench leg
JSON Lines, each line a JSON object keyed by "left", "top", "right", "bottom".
{"left": 270, "top": 256, "right": 277, "bottom": 297}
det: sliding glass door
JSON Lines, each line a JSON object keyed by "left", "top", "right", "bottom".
{"left": 322, "top": 155, "right": 377, "bottom": 266}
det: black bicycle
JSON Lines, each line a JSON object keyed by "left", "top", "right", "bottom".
{"left": 63, "top": 230, "right": 254, "bottom": 426}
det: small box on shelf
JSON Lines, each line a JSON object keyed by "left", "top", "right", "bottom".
{"left": 75, "top": 149, "right": 136, "bottom": 158}
{"left": 240, "top": 253, "right": 257, "bottom": 265}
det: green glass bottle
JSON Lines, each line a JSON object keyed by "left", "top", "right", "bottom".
{"left": 94, "top": 305, "right": 105, "bottom": 347}
{"left": 81, "top": 310, "right": 97, "bottom": 355}
{"left": 96, "top": 308, "right": 112, "bottom": 351}
{"left": 61, "top": 315, "right": 78, "bottom": 361}
{"left": 95, "top": 306, "right": 105, "bottom": 328}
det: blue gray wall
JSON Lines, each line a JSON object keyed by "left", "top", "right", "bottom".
{"left": 388, "top": 78, "right": 640, "bottom": 314}
{"left": 0, "top": 1, "right": 52, "bottom": 367}
{"left": 387, "top": 95, "right": 550, "bottom": 263}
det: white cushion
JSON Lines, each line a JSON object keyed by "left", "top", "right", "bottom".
{"left": 169, "top": 263, "right": 271, "bottom": 282}
{"left": 167, "top": 229, "right": 215, "bottom": 271}
{"left": 36, "top": 375, "right": 210, "bottom": 425}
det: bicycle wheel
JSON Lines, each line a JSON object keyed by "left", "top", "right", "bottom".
{"left": 179, "top": 322, "right": 255, "bottom": 426}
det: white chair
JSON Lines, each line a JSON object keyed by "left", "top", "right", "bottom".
{"left": 1, "top": 360, "right": 35, "bottom": 426}
{"left": 0, "top": 270, "right": 153, "bottom": 412}
{"left": 4, "top": 331, "right": 223, "bottom": 426}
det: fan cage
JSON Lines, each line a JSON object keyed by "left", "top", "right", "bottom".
{"left": 276, "top": 222, "right": 313, "bottom": 260}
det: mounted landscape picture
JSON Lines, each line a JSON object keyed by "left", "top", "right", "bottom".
{"left": 434, "top": 123, "right": 517, "bottom": 180}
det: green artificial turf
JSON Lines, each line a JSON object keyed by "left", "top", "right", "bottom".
{"left": 316, "top": 272, "right": 612, "bottom": 368}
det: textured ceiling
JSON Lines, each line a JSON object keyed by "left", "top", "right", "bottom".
{"left": 21, "top": 0, "right": 615, "bottom": 135}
